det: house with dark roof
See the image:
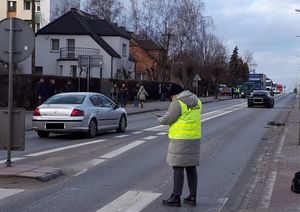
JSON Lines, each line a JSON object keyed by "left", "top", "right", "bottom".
{"left": 23, "top": 8, "right": 135, "bottom": 79}
{"left": 130, "top": 39, "right": 165, "bottom": 81}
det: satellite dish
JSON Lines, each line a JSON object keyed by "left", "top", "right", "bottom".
{"left": 0, "top": 18, "right": 35, "bottom": 63}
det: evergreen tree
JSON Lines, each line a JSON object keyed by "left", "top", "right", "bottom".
{"left": 228, "top": 46, "right": 240, "bottom": 86}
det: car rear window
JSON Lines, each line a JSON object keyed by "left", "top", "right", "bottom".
{"left": 45, "top": 95, "right": 86, "bottom": 104}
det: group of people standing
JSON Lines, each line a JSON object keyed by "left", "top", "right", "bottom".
{"left": 231, "top": 86, "right": 240, "bottom": 99}
{"left": 110, "top": 83, "right": 148, "bottom": 108}
{"left": 35, "top": 78, "right": 76, "bottom": 105}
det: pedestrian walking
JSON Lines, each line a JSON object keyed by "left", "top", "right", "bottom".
{"left": 137, "top": 85, "right": 148, "bottom": 108}
{"left": 231, "top": 86, "right": 235, "bottom": 99}
{"left": 133, "top": 83, "right": 140, "bottom": 108}
{"left": 61, "top": 79, "right": 76, "bottom": 93}
{"left": 119, "top": 83, "right": 128, "bottom": 107}
{"left": 35, "top": 77, "right": 48, "bottom": 106}
{"left": 110, "top": 83, "right": 119, "bottom": 103}
{"left": 48, "top": 78, "right": 57, "bottom": 98}
{"left": 157, "top": 85, "right": 202, "bottom": 207}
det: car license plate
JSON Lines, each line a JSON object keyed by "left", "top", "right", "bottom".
{"left": 45, "top": 123, "right": 64, "bottom": 129}
{"left": 253, "top": 98, "right": 263, "bottom": 103}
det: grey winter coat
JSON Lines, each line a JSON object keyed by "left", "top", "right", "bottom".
{"left": 158, "top": 90, "right": 201, "bottom": 167}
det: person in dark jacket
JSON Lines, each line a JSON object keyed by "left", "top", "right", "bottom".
{"left": 48, "top": 78, "right": 57, "bottom": 98}
{"left": 36, "top": 78, "right": 48, "bottom": 105}
{"left": 133, "top": 83, "right": 140, "bottom": 108}
{"left": 119, "top": 83, "right": 128, "bottom": 107}
{"left": 158, "top": 85, "right": 202, "bottom": 207}
{"left": 61, "top": 79, "right": 76, "bottom": 93}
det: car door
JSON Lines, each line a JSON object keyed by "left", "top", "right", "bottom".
{"left": 98, "top": 95, "right": 120, "bottom": 129}
{"left": 89, "top": 95, "right": 108, "bottom": 130}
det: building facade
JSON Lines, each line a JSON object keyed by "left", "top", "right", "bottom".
{"left": 0, "top": 0, "right": 80, "bottom": 30}
{"left": 130, "top": 39, "right": 165, "bottom": 81}
{"left": 22, "top": 9, "right": 135, "bottom": 80}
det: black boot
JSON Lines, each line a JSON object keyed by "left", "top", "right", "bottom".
{"left": 183, "top": 196, "right": 196, "bottom": 206}
{"left": 162, "top": 194, "right": 181, "bottom": 207}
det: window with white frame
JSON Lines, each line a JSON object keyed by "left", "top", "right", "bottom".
{"left": 35, "top": 1, "right": 40, "bottom": 12}
{"left": 50, "top": 39, "right": 59, "bottom": 52}
{"left": 24, "top": 1, "right": 31, "bottom": 10}
{"left": 122, "top": 44, "right": 127, "bottom": 57}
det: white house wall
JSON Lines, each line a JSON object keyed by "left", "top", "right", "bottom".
{"left": 32, "top": 34, "right": 112, "bottom": 78}
{"left": 101, "top": 36, "right": 129, "bottom": 58}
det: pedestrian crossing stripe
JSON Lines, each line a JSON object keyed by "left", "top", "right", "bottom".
{"left": 96, "top": 191, "right": 161, "bottom": 212}
{"left": 0, "top": 188, "right": 24, "bottom": 200}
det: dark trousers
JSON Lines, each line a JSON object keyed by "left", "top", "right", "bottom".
{"left": 173, "top": 166, "right": 197, "bottom": 197}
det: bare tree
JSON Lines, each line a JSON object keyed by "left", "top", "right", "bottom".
{"left": 84, "top": 0, "right": 124, "bottom": 22}
{"left": 244, "top": 50, "right": 257, "bottom": 73}
{"left": 54, "top": 0, "right": 80, "bottom": 19}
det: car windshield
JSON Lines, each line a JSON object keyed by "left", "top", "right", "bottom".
{"left": 45, "top": 95, "right": 86, "bottom": 104}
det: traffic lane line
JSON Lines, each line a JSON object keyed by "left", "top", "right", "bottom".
{"left": 100, "top": 140, "right": 146, "bottom": 159}
{"left": 26, "top": 139, "right": 106, "bottom": 157}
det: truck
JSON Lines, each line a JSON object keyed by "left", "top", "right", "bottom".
{"left": 248, "top": 73, "right": 267, "bottom": 90}
{"left": 266, "top": 78, "right": 273, "bottom": 92}
{"left": 240, "top": 73, "right": 267, "bottom": 98}
{"left": 277, "top": 84, "right": 283, "bottom": 93}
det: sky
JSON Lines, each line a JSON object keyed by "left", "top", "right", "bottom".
{"left": 205, "top": 0, "right": 300, "bottom": 91}
{"left": 80, "top": 0, "right": 300, "bottom": 91}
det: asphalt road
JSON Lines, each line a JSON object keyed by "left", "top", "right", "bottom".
{"left": 0, "top": 94, "right": 294, "bottom": 212}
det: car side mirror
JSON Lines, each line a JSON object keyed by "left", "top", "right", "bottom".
{"left": 113, "top": 104, "right": 119, "bottom": 110}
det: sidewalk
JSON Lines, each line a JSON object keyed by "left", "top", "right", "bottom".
{"left": 25, "top": 95, "right": 232, "bottom": 131}
{"left": 237, "top": 95, "right": 300, "bottom": 212}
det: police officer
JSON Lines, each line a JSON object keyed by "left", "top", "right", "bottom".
{"left": 157, "top": 85, "right": 202, "bottom": 207}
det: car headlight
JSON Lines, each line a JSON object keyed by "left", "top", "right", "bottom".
{"left": 241, "top": 92, "right": 244, "bottom": 95}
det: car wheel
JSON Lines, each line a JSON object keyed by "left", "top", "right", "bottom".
{"left": 37, "top": 131, "right": 50, "bottom": 138}
{"left": 87, "top": 119, "right": 97, "bottom": 138}
{"left": 116, "top": 115, "right": 126, "bottom": 133}
{"left": 248, "top": 104, "right": 253, "bottom": 107}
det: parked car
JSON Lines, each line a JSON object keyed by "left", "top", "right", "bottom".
{"left": 219, "top": 85, "right": 232, "bottom": 95}
{"left": 248, "top": 90, "right": 274, "bottom": 108}
{"left": 32, "top": 92, "right": 127, "bottom": 138}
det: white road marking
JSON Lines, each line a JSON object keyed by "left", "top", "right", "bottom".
{"left": 143, "top": 125, "right": 165, "bottom": 131}
{"left": 217, "top": 198, "right": 229, "bottom": 212}
{"left": 143, "top": 136, "right": 157, "bottom": 140}
{"left": 202, "top": 104, "right": 247, "bottom": 122}
{"left": 88, "top": 159, "right": 106, "bottom": 166}
{"left": 73, "top": 168, "right": 88, "bottom": 177}
{"left": 96, "top": 190, "right": 161, "bottom": 212}
{"left": 259, "top": 171, "right": 277, "bottom": 208}
{"left": 0, "top": 188, "right": 24, "bottom": 200}
{"left": 115, "top": 135, "right": 129, "bottom": 138}
{"left": 156, "top": 132, "right": 168, "bottom": 136}
{"left": 26, "top": 139, "right": 106, "bottom": 157}
{"left": 131, "top": 131, "right": 142, "bottom": 134}
{"left": 100, "top": 140, "right": 146, "bottom": 159}
{"left": 0, "top": 157, "right": 25, "bottom": 165}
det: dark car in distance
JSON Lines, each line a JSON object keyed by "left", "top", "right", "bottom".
{"left": 248, "top": 90, "right": 274, "bottom": 108}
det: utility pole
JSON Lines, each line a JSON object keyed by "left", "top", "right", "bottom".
{"left": 162, "top": 32, "right": 175, "bottom": 84}
{"left": 31, "top": 0, "right": 35, "bottom": 73}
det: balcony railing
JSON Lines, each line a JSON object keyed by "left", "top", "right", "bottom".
{"left": 59, "top": 47, "right": 100, "bottom": 60}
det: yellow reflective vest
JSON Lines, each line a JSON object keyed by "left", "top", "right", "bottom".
{"left": 169, "top": 100, "right": 202, "bottom": 139}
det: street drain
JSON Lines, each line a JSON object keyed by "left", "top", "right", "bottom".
{"left": 267, "top": 121, "right": 285, "bottom": 126}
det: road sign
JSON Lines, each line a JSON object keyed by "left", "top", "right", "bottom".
{"left": 0, "top": 18, "right": 35, "bottom": 63}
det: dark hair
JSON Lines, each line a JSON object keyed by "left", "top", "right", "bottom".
{"left": 169, "top": 85, "right": 184, "bottom": 96}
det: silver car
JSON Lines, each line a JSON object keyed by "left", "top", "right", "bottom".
{"left": 32, "top": 92, "right": 127, "bottom": 138}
